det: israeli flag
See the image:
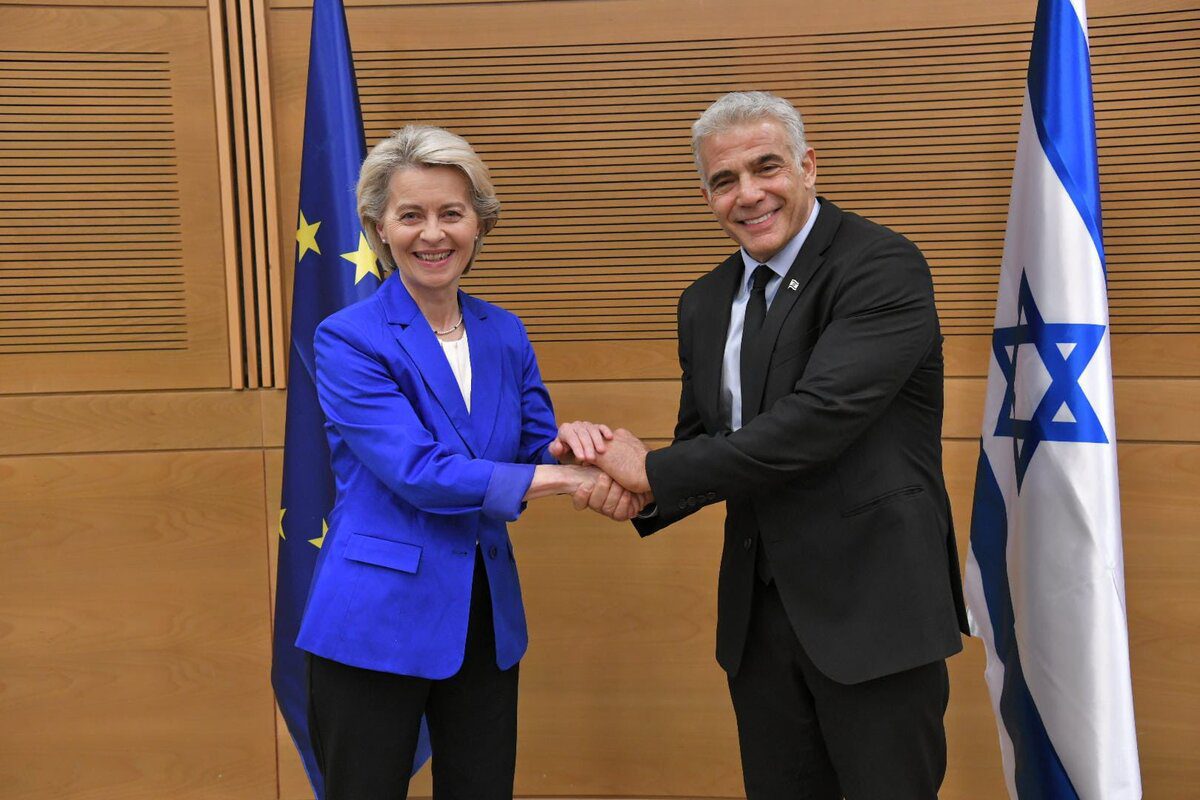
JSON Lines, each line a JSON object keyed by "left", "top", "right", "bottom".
{"left": 963, "top": 0, "right": 1142, "bottom": 798}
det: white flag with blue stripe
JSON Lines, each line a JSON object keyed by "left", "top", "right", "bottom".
{"left": 964, "top": 0, "right": 1142, "bottom": 798}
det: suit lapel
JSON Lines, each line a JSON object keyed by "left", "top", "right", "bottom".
{"left": 380, "top": 276, "right": 477, "bottom": 456}
{"left": 693, "top": 252, "right": 742, "bottom": 431}
{"left": 463, "top": 295, "right": 501, "bottom": 457}
{"left": 741, "top": 199, "right": 843, "bottom": 420}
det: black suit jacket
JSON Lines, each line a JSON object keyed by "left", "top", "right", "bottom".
{"left": 635, "top": 199, "right": 969, "bottom": 684}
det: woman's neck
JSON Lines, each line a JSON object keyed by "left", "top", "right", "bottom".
{"left": 403, "top": 278, "right": 460, "bottom": 333}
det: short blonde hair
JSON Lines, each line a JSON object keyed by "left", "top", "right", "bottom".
{"left": 357, "top": 125, "right": 501, "bottom": 276}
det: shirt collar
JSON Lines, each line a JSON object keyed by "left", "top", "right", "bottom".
{"left": 739, "top": 199, "right": 821, "bottom": 287}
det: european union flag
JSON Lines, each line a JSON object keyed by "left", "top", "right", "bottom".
{"left": 271, "top": 0, "right": 428, "bottom": 793}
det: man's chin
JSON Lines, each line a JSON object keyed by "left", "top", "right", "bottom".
{"left": 744, "top": 240, "right": 781, "bottom": 263}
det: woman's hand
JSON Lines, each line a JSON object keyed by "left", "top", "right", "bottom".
{"left": 571, "top": 471, "right": 650, "bottom": 522}
{"left": 526, "top": 464, "right": 602, "bottom": 501}
{"left": 525, "top": 464, "right": 645, "bottom": 521}
{"left": 548, "top": 420, "right": 614, "bottom": 464}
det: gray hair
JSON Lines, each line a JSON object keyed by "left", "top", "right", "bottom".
{"left": 357, "top": 125, "right": 501, "bottom": 276}
{"left": 691, "top": 91, "right": 809, "bottom": 186}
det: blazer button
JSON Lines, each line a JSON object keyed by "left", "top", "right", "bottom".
{"left": 707, "top": 491, "right": 717, "bottom": 501}
{"left": 488, "top": 545, "right": 498, "bottom": 559}
{"left": 743, "top": 537, "right": 753, "bottom": 550}
{"left": 678, "top": 499, "right": 688, "bottom": 509}
{"left": 687, "top": 497, "right": 697, "bottom": 507}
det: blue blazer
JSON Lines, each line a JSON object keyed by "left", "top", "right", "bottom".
{"left": 296, "top": 274, "right": 558, "bottom": 679}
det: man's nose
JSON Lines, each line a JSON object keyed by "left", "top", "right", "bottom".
{"left": 736, "top": 175, "right": 765, "bottom": 204}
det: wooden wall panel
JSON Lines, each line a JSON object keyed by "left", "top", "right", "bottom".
{"left": 0, "top": 5, "right": 231, "bottom": 393}
{"left": 512, "top": 501, "right": 740, "bottom": 796}
{"left": 266, "top": 0, "right": 1198, "bottom": 359}
{"left": 1117, "top": 443, "right": 1200, "bottom": 797}
{"left": 0, "top": 449, "right": 277, "bottom": 799}
{"left": 0, "top": 390, "right": 266, "bottom": 456}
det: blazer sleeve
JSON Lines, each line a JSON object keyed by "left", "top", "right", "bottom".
{"left": 314, "top": 316, "right": 534, "bottom": 522}
{"left": 646, "top": 233, "right": 938, "bottom": 517}
{"left": 634, "top": 288, "right": 709, "bottom": 536}
{"left": 513, "top": 318, "right": 560, "bottom": 466}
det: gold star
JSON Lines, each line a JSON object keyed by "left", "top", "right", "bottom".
{"left": 278, "top": 508, "right": 286, "bottom": 540}
{"left": 309, "top": 518, "right": 328, "bottom": 550}
{"left": 341, "top": 232, "right": 381, "bottom": 284}
{"left": 296, "top": 212, "right": 321, "bottom": 260}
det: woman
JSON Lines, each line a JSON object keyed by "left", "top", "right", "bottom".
{"left": 296, "top": 125, "right": 640, "bottom": 798}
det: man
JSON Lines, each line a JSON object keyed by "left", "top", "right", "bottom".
{"left": 581, "top": 91, "right": 969, "bottom": 798}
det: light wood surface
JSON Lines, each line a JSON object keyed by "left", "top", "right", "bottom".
{"left": 0, "top": 450, "right": 277, "bottom": 798}
{"left": 0, "top": 4, "right": 231, "bottom": 393}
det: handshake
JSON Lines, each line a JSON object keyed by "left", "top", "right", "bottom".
{"left": 547, "top": 421, "right": 653, "bottom": 522}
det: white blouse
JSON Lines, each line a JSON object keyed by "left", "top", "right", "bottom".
{"left": 438, "top": 330, "right": 472, "bottom": 412}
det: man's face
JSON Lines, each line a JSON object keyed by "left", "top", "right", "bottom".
{"left": 698, "top": 118, "right": 816, "bottom": 263}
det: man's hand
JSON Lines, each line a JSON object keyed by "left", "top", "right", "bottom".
{"left": 548, "top": 420, "right": 613, "bottom": 464}
{"left": 592, "top": 428, "right": 651, "bottom": 494}
{"left": 571, "top": 472, "right": 650, "bottom": 522}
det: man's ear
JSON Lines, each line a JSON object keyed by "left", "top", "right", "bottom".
{"left": 801, "top": 147, "right": 817, "bottom": 189}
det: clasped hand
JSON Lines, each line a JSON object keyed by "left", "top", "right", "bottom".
{"left": 548, "top": 421, "right": 652, "bottom": 522}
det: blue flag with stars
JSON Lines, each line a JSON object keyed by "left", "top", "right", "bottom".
{"left": 963, "top": 1, "right": 1141, "bottom": 798}
{"left": 271, "top": 0, "right": 429, "bottom": 793}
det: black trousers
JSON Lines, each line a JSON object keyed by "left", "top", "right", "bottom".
{"left": 308, "top": 548, "right": 519, "bottom": 800}
{"left": 727, "top": 578, "right": 950, "bottom": 800}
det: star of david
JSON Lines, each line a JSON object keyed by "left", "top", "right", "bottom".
{"left": 992, "top": 272, "right": 1108, "bottom": 490}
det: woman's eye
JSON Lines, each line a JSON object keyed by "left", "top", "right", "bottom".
{"left": 443, "top": 210, "right": 463, "bottom": 221}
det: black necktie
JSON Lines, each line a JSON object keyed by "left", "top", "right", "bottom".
{"left": 743, "top": 264, "right": 771, "bottom": 339}
{"left": 741, "top": 266, "right": 774, "bottom": 584}
{"left": 739, "top": 264, "right": 772, "bottom": 423}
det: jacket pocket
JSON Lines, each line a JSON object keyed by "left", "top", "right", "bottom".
{"left": 840, "top": 485, "right": 924, "bottom": 518}
{"left": 771, "top": 325, "right": 821, "bottom": 367}
{"left": 344, "top": 532, "right": 422, "bottom": 573}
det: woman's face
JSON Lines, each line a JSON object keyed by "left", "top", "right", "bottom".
{"left": 375, "top": 165, "right": 482, "bottom": 299}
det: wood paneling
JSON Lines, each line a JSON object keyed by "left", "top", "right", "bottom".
{"left": 267, "top": 2, "right": 1199, "bottom": 351}
{"left": 217, "top": 0, "right": 287, "bottom": 388}
{"left": 0, "top": 390, "right": 265, "bottom": 456}
{"left": 512, "top": 501, "right": 739, "bottom": 796}
{"left": 0, "top": 449, "right": 276, "bottom": 799}
{"left": 0, "top": 5, "right": 231, "bottom": 393}
{"left": 544, "top": 377, "right": 1200, "bottom": 444}
{"left": 939, "top": 439, "right": 1200, "bottom": 800}
{"left": 1118, "top": 443, "right": 1200, "bottom": 798}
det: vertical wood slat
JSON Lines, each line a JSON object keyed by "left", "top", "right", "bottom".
{"left": 239, "top": 0, "right": 274, "bottom": 386}
{"left": 253, "top": 0, "right": 288, "bottom": 385}
{"left": 222, "top": 0, "right": 260, "bottom": 386}
{"left": 209, "top": 0, "right": 247, "bottom": 389}
{"left": 216, "top": 0, "right": 286, "bottom": 387}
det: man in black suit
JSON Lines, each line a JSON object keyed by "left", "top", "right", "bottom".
{"left": 581, "top": 91, "right": 970, "bottom": 798}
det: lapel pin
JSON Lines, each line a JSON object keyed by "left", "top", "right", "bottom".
{"left": 787, "top": 279, "right": 800, "bottom": 291}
